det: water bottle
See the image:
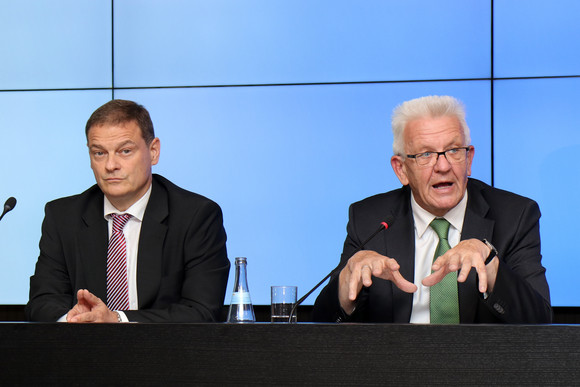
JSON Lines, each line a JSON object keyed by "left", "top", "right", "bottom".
{"left": 226, "top": 257, "right": 256, "bottom": 323}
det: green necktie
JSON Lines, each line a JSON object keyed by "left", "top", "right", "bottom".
{"left": 429, "top": 218, "right": 460, "bottom": 324}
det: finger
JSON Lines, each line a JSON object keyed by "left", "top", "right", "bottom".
{"left": 66, "top": 309, "right": 79, "bottom": 322}
{"left": 457, "top": 256, "right": 473, "bottom": 283}
{"left": 348, "top": 265, "right": 363, "bottom": 301}
{"left": 422, "top": 268, "right": 447, "bottom": 287}
{"left": 69, "top": 312, "right": 96, "bottom": 323}
{"left": 476, "top": 262, "right": 488, "bottom": 293}
{"left": 384, "top": 258, "right": 400, "bottom": 273}
{"left": 361, "top": 265, "right": 373, "bottom": 287}
{"left": 76, "top": 289, "right": 91, "bottom": 306}
{"left": 374, "top": 259, "right": 405, "bottom": 282}
{"left": 447, "top": 253, "right": 460, "bottom": 272}
{"left": 338, "top": 267, "right": 357, "bottom": 313}
{"left": 348, "top": 280, "right": 364, "bottom": 302}
{"left": 390, "top": 271, "right": 418, "bottom": 293}
{"left": 431, "top": 254, "right": 447, "bottom": 271}
{"left": 80, "top": 290, "right": 104, "bottom": 307}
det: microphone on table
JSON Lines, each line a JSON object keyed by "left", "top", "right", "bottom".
{"left": 288, "top": 214, "right": 395, "bottom": 323}
{"left": 0, "top": 197, "right": 17, "bottom": 222}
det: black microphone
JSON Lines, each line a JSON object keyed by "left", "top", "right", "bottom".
{"left": 288, "top": 215, "right": 395, "bottom": 323}
{"left": 0, "top": 197, "right": 16, "bottom": 222}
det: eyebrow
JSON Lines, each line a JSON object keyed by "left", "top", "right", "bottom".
{"left": 415, "top": 140, "right": 465, "bottom": 153}
{"left": 89, "top": 140, "right": 136, "bottom": 150}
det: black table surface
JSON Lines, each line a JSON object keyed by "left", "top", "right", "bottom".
{"left": 1, "top": 322, "right": 578, "bottom": 385}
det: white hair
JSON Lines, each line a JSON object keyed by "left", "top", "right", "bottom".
{"left": 391, "top": 95, "right": 471, "bottom": 155}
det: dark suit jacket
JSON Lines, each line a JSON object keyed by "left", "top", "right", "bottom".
{"left": 313, "top": 178, "right": 552, "bottom": 323}
{"left": 25, "top": 174, "right": 230, "bottom": 322}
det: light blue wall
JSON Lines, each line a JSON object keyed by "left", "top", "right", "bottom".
{"left": 0, "top": 1, "right": 578, "bottom": 306}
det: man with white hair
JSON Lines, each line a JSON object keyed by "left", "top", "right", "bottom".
{"left": 313, "top": 95, "right": 551, "bottom": 324}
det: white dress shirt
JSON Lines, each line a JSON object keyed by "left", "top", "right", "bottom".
{"left": 103, "top": 185, "right": 152, "bottom": 322}
{"left": 409, "top": 192, "right": 468, "bottom": 324}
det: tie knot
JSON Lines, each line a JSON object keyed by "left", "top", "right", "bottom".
{"left": 111, "top": 213, "right": 132, "bottom": 232}
{"left": 430, "top": 218, "right": 450, "bottom": 240}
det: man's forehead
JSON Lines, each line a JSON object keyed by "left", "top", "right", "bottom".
{"left": 88, "top": 120, "right": 139, "bottom": 133}
{"left": 87, "top": 122, "right": 142, "bottom": 146}
{"left": 406, "top": 115, "right": 461, "bottom": 129}
{"left": 405, "top": 116, "right": 464, "bottom": 144}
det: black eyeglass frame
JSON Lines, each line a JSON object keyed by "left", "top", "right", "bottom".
{"left": 405, "top": 146, "right": 472, "bottom": 166}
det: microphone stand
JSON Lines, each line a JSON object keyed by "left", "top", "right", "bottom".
{"left": 288, "top": 217, "right": 394, "bottom": 323}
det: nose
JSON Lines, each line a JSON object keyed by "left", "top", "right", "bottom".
{"left": 105, "top": 154, "right": 121, "bottom": 172}
{"left": 433, "top": 152, "right": 452, "bottom": 172}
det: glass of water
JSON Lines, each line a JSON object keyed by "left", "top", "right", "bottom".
{"left": 270, "top": 286, "right": 297, "bottom": 323}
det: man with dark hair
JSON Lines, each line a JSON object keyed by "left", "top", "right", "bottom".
{"left": 26, "top": 99, "right": 230, "bottom": 323}
{"left": 313, "top": 95, "right": 551, "bottom": 324}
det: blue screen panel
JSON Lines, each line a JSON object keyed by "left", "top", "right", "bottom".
{"left": 494, "top": 0, "right": 580, "bottom": 78}
{"left": 0, "top": 1, "right": 111, "bottom": 90}
{"left": 114, "top": 0, "right": 490, "bottom": 87}
{"left": 0, "top": 90, "right": 112, "bottom": 303}
{"left": 494, "top": 77, "right": 580, "bottom": 306}
{"left": 116, "top": 81, "right": 490, "bottom": 305}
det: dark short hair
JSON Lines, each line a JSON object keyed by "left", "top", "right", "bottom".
{"left": 85, "top": 99, "right": 155, "bottom": 144}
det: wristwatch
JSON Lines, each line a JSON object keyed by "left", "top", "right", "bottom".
{"left": 482, "top": 239, "right": 498, "bottom": 265}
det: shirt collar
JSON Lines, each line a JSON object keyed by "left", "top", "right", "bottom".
{"left": 411, "top": 189, "right": 468, "bottom": 238}
{"left": 104, "top": 184, "right": 152, "bottom": 222}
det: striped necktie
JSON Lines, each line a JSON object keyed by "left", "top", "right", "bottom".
{"left": 429, "top": 218, "right": 460, "bottom": 324}
{"left": 106, "top": 213, "right": 132, "bottom": 311}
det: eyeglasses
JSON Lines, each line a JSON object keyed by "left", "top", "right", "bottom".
{"left": 406, "top": 147, "right": 471, "bottom": 167}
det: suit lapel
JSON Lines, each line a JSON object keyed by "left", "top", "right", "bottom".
{"left": 458, "top": 180, "right": 494, "bottom": 323}
{"left": 136, "top": 177, "right": 168, "bottom": 308}
{"left": 80, "top": 191, "right": 108, "bottom": 301}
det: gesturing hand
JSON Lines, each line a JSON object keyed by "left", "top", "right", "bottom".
{"left": 422, "top": 238, "right": 498, "bottom": 293}
{"left": 67, "top": 289, "right": 120, "bottom": 323}
{"left": 338, "top": 250, "right": 417, "bottom": 314}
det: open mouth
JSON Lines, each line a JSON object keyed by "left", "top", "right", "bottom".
{"left": 433, "top": 182, "right": 453, "bottom": 189}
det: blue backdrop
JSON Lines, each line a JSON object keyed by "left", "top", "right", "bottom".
{"left": 0, "top": 1, "right": 578, "bottom": 306}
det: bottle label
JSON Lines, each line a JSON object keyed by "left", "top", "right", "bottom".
{"left": 231, "top": 291, "right": 252, "bottom": 305}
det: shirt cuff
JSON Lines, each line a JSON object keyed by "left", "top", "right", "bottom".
{"left": 116, "top": 311, "right": 129, "bottom": 323}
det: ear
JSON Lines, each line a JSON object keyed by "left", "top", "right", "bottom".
{"left": 391, "top": 155, "right": 409, "bottom": 185}
{"left": 466, "top": 145, "right": 474, "bottom": 176}
{"left": 149, "top": 137, "right": 161, "bottom": 166}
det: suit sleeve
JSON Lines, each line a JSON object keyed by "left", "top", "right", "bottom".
{"left": 25, "top": 204, "right": 75, "bottom": 321}
{"left": 482, "top": 200, "right": 552, "bottom": 323}
{"left": 124, "top": 200, "right": 230, "bottom": 323}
